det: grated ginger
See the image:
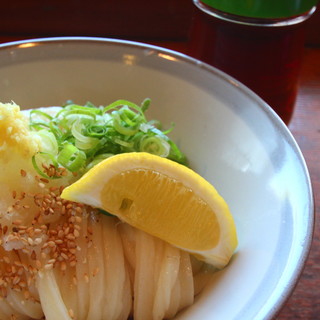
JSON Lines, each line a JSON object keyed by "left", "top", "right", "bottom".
{"left": 0, "top": 103, "right": 59, "bottom": 226}
{"left": 0, "top": 102, "right": 42, "bottom": 159}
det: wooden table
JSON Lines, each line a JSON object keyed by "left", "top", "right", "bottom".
{"left": 281, "top": 47, "right": 320, "bottom": 320}
{"left": 0, "top": 35, "right": 319, "bottom": 319}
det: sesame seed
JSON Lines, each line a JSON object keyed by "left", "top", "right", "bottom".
{"left": 57, "top": 230, "right": 64, "bottom": 238}
{"left": 18, "top": 192, "right": 26, "bottom": 200}
{"left": 3, "top": 256, "right": 10, "bottom": 264}
{"left": 61, "top": 253, "right": 69, "bottom": 260}
{"left": 68, "top": 308, "right": 74, "bottom": 318}
{"left": 47, "top": 241, "right": 56, "bottom": 248}
{"left": 69, "top": 216, "right": 75, "bottom": 223}
{"left": 41, "top": 252, "right": 47, "bottom": 260}
{"left": 34, "top": 238, "right": 42, "bottom": 245}
{"left": 93, "top": 267, "right": 99, "bottom": 277}
{"left": 44, "top": 263, "right": 53, "bottom": 270}
{"left": 60, "top": 262, "right": 67, "bottom": 271}
{"left": 66, "top": 234, "right": 75, "bottom": 241}
{"left": 24, "top": 290, "right": 30, "bottom": 299}
{"left": 69, "top": 260, "right": 77, "bottom": 267}
{"left": 20, "top": 169, "right": 27, "bottom": 177}
{"left": 12, "top": 276, "right": 20, "bottom": 285}
{"left": 31, "top": 251, "right": 36, "bottom": 260}
{"left": 75, "top": 207, "right": 83, "bottom": 214}
{"left": 34, "top": 228, "right": 42, "bottom": 234}
{"left": 14, "top": 261, "right": 22, "bottom": 267}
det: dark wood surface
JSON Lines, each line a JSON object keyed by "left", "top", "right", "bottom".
{"left": 0, "top": 0, "right": 319, "bottom": 45}
{"left": 0, "top": 1, "right": 319, "bottom": 319}
{"left": 283, "top": 47, "right": 320, "bottom": 320}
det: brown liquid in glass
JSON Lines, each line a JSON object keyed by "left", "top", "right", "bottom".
{"left": 189, "top": 7, "right": 307, "bottom": 124}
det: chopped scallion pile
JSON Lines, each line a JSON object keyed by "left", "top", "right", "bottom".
{"left": 30, "top": 99, "right": 187, "bottom": 178}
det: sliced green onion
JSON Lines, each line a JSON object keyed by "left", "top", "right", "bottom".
{"left": 29, "top": 109, "right": 53, "bottom": 122}
{"left": 141, "top": 98, "right": 151, "bottom": 112}
{"left": 57, "top": 144, "right": 86, "bottom": 172}
{"left": 86, "top": 125, "right": 108, "bottom": 137}
{"left": 167, "top": 140, "right": 188, "bottom": 165}
{"left": 71, "top": 119, "right": 100, "bottom": 150}
{"left": 32, "top": 152, "right": 60, "bottom": 179}
{"left": 36, "top": 130, "right": 59, "bottom": 155}
{"left": 99, "top": 209, "right": 114, "bottom": 217}
{"left": 139, "top": 136, "right": 170, "bottom": 157}
{"left": 29, "top": 98, "right": 188, "bottom": 177}
{"left": 114, "top": 138, "right": 134, "bottom": 149}
{"left": 103, "top": 99, "right": 147, "bottom": 122}
{"left": 112, "top": 112, "right": 139, "bottom": 136}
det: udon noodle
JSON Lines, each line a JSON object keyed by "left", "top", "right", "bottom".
{"left": 0, "top": 104, "right": 213, "bottom": 320}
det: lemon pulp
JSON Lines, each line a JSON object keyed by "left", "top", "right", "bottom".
{"left": 102, "top": 168, "right": 220, "bottom": 251}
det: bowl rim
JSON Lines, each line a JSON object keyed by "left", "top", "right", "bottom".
{"left": 0, "top": 36, "right": 315, "bottom": 319}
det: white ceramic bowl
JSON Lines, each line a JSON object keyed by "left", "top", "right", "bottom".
{"left": 0, "top": 37, "right": 314, "bottom": 319}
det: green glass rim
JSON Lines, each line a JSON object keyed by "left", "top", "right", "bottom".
{"left": 199, "top": 0, "right": 319, "bottom": 18}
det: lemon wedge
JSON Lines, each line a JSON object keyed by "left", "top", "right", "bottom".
{"left": 61, "top": 152, "right": 237, "bottom": 268}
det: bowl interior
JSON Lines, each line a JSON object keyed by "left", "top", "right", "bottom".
{"left": 0, "top": 37, "right": 313, "bottom": 320}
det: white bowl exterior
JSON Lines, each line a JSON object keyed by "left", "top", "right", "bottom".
{"left": 0, "top": 38, "right": 313, "bottom": 320}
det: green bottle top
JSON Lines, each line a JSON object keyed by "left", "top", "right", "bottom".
{"left": 200, "top": 0, "right": 318, "bottom": 19}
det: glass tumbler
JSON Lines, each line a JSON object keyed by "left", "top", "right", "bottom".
{"left": 189, "top": 0, "right": 318, "bottom": 124}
